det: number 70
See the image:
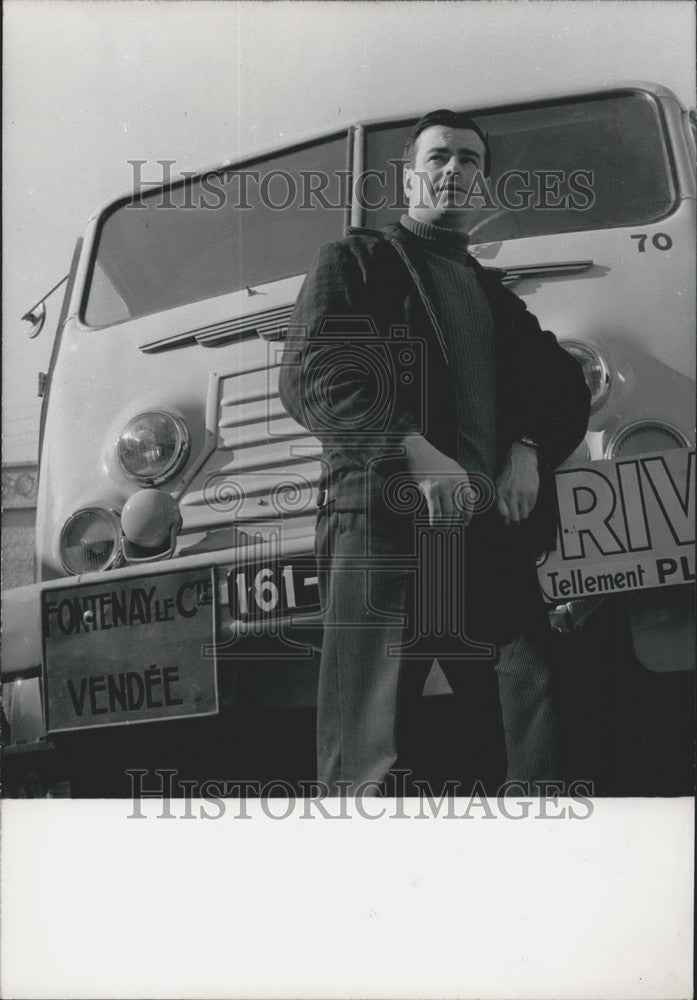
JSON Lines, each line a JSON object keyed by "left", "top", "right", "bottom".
{"left": 631, "top": 233, "right": 672, "bottom": 252}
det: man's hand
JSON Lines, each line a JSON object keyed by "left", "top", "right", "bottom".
{"left": 403, "top": 435, "right": 473, "bottom": 525}
{"left": 495, "top": 442, "right": 539, "bottom": 526}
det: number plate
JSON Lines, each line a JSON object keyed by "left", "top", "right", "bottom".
{"left": 42, "top": 567, "right": 219, "bottom": 733}
{"left": 228, "top": 560, "right": 320, "bottom": 620}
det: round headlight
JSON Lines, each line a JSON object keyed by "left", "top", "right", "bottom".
{"left": 561, "top": 341, "right": 611, "bottom": 413}
{"left": 118, "top": 411, "right": 190, "bottom": 485}
{"left": 607, "top": 420, "right": 691, "bottom": 459}
{"left": 60, "top": 507, "right": 121, "bottom": 574}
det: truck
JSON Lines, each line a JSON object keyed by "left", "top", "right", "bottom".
{"left": 3, "top": 82, "right": 694, "bottom": 796}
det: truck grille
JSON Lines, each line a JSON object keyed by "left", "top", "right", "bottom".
{"left": 178, "top": 343, "right": 321, "bottom": 553}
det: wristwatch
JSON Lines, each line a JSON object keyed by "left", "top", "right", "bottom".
{"left": 517, "top": 436, "right": 539, "bottom": 450}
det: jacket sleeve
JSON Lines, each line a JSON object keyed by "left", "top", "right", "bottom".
{"left": 278, "top": 240, "right": 420, "bottom": 467}
{"left": 506, "top": 291, "right": 591, "bottom": 472}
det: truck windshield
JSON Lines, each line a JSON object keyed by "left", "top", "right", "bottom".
{"left": 361, "top": 91, "right": 675, "bottom": 241}
{"left": 83, "top": 133, "right": 349, "bottom": 327}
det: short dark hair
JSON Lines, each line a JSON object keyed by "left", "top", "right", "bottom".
{"left": 404, "top": 109, "right": 491, "bottom": 176}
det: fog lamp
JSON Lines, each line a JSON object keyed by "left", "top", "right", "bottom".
{"left": 121, "top": 488, "right": 182, "bottom": 563}
{"left": 607, "top": 420, "right": 691, "bottom": 459}
{"left": 60, "top": 507, "right": 121, "bottom": 574}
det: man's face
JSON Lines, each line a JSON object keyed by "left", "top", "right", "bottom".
{"left": 403, "top": 124, "right": 487, "bottom": 230}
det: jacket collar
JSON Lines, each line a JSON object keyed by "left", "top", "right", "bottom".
{"left": 347, "top": 222, "right": 510, "bottom": 367}
{"left": 349, "top": 223, "right": 452, "bottom": 366}
{"left": 348, "top": 221, "right": 507, "bottom": 285}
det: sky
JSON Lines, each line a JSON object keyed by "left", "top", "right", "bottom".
{"left": 3, "top": 0, "right": 694, "bottom": 464}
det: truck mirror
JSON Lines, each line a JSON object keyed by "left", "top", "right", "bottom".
{"left": 22, "top": 301, "right": 46, "bottom": 339}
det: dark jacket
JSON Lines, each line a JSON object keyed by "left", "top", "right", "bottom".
{"left": 279, "top": 222, "right": 590, "bottom": 554}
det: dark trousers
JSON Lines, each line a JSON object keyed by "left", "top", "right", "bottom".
{"left": 315, "top": 507, "right": 561, "bottom": 793}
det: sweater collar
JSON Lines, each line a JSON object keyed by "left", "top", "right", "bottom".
{"left": 399, "top": 213, "right": 470, "bottom": 252}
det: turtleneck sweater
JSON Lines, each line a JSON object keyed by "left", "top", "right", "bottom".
{"left": 398, "top": 214, "right": 498, "bottom": 481}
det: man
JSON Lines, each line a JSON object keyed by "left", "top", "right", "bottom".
{"left": 279, "top": 109, "right": 590, "bottom": 794}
